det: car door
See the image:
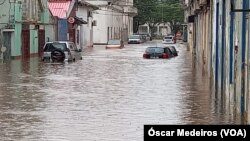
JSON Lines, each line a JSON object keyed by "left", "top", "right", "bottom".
{"left": 165, "top": 47, "right": 173, "bottom": 57}
{"left": 72, "top": 43, "right": 81, "bottom": 60}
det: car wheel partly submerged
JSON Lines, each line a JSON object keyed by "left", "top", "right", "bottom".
{"left": 51, "top": 49, "right": 65, "bottom": 62}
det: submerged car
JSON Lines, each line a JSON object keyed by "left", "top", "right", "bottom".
{"left": 42, "top": 41, "right": 82, "bottom": 62}
{"left": 143, "top": 47, "right": 171, "bottom": 59}
{"left": 106, "top": 39, "right": 124, "bottom": 49}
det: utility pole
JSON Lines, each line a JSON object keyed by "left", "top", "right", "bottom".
{"left": 161, "top": 5, "right": 163, "bottom": 22}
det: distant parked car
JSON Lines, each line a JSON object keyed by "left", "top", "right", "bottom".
{"left": 128, "top": 35, "right": 143, "bottom": 44}
{"left": 139, "top": 33, "right": 152, "bottom": 41}
{"left": 42, "top": 41, "right": 82, "bottom": 63}
{"left": 167, "top": 33, "right": 177, "bottom": 41}
{"left": 143, "top": 47, "right": 171, "bottom": 59}
{"left": 138, "top": 34, "right": 147, "bottom": 42}
{"left": 106, "top": 39, "right": 124, "bottom": 49}
{"left": 162, "top": 36, "right": 176, "bottom": 44}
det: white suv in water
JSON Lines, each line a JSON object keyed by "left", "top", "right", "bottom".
{"left": 162, "top": 36, "right": 176, "bottom": 44}
{"left": 42, "top": 41, "right": 82, "bottom": 62}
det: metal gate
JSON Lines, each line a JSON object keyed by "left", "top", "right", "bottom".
{"left": 38, "top": 30, "right": 45, "bottom": 57}
{"left": 21, "top": 30, "right": 30, "bottom": 59}
{"left": 2, "top": 32, "right": 12, "bottom": 60}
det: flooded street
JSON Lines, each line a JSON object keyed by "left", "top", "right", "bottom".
{"left": 0, "top": 41, "right": 241, "bottom": 141}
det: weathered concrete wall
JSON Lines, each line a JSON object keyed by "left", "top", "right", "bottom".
{"left": 185, "top": 0, "right": 250, "bottom": 123}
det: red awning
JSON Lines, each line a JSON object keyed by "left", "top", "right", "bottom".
{"left": 48, "top": 2, "right": 71, "bottom": 19}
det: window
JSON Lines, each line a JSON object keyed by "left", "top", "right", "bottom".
{"left": 146, "top": 47, "right": 164, "bottom": 53}
{"left": 165, "top": 36, "right": 173, "bottom": 40}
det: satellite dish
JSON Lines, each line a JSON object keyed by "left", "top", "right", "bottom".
{"left": 1, "top": 47, "right": 7, "bottom": 53}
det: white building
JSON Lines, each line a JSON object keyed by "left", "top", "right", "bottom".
{"left": 76, "top": 1, "right": 99, "bottom": 48}
{"left": 87, "top": 0, "right": 137, "bottom": 44}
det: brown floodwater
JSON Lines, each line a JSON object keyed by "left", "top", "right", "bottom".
{"left": 0, "top": 41, "right": 241, "bottom": 141}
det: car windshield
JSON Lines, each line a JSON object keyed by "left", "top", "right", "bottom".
{"left": 146, "top": 47, "right": 164, "bottom": 53}
{"left": 108, "top": 40, "right": 120, "bottom": 45}
{"left": 43, "top": 43, "right": 67, "bottom": 52}
{"left": 167, "top": 33, "right": 175, "bottom": 36}
{"left": 129, "top": 35, "right": 140, "bottom": 39}
{"left": 165, "top": 36, "right": 173, "bottom": 39}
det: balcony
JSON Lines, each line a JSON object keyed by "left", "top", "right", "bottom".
{"left": 123, "top": 6, "right": 138, "bottom": 17}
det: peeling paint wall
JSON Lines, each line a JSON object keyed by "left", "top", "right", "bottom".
{"left": 185, "top": 0, "right": 250, "bottom": 123}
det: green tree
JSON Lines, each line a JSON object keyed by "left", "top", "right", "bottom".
{"left": 133, "top": 0, "right": 158, "bottom": 33}
{"left": 159, "top": 3, "right": 184, "bottom": 34}
{"left": 134, "top": 0, "right": 184, "bottom": 35}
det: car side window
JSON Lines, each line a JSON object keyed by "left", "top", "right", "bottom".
{"left": 73, "top": 44, "right": 78, "bottom": 50}
{"left": 69, "top": 43, "right": 76, "bottom": 51}
{"left": 43, "top": 44, "right": 50, "bottom": 51}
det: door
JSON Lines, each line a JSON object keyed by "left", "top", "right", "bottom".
{"left": 221, "top": 0, "right": 226, "bottom": 93}
{"left": 2, "top": 32, "right": 12, "bottom": 60}
{"left": 21, "top": 30, "right": 30, "bottom": 59}
{"left": 215, "top": 3, "right": 220, "bottom": 91}
{"left": 241, "top": 0, "right": 248, "bottom": 116}
{"left": 38, "top": 30, "right": 45, "bottom": 57}
{"left": 245, "top": 15, "right": 249, "bottom": 121}
{"left": 230, "top": 0, "right": 235, "bottom": 84}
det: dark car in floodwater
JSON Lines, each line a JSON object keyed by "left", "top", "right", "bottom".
{"left": 143, "top": 46, "right": 178, "bottom": 59}
{"left": 143, "top": 47, "right": 170, "bottom": 59}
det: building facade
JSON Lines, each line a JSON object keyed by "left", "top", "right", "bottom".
{"left": 138, "top": 23, "right": 172, "bottom": 37}
{"left": 184, "top": 0, "right": 250, "bottom": 124}
{"left": 87, "top": 0, "right": 137, "bottom": 44}
{"left": 0, "top": 0, "right": 55, "bottom": 60}
{"left": 76, "top": 1, "right": 98, "bottom": 48}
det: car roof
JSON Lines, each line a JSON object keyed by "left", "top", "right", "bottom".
{"left": 146, "top": 47, "right": 163, "bottom": 49}
{"left": 45, "top": 41, "right": 74, "bottom": 44}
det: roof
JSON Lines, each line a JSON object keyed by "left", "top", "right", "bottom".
{"left": 48, "top": 1, "right": 71, "bottom": 18}
{"left": 45, "top": 41, "right": 75, "bottom": 44}
{"left": 78, "top": 0, "right": 99, "bottom": 10}
{"left": 74, "top": 16, "right": 87, "bottom": 24}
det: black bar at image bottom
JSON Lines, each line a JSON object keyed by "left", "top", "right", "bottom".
{"left": 144, "top": 125, "right": 250, "bottom": 141}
